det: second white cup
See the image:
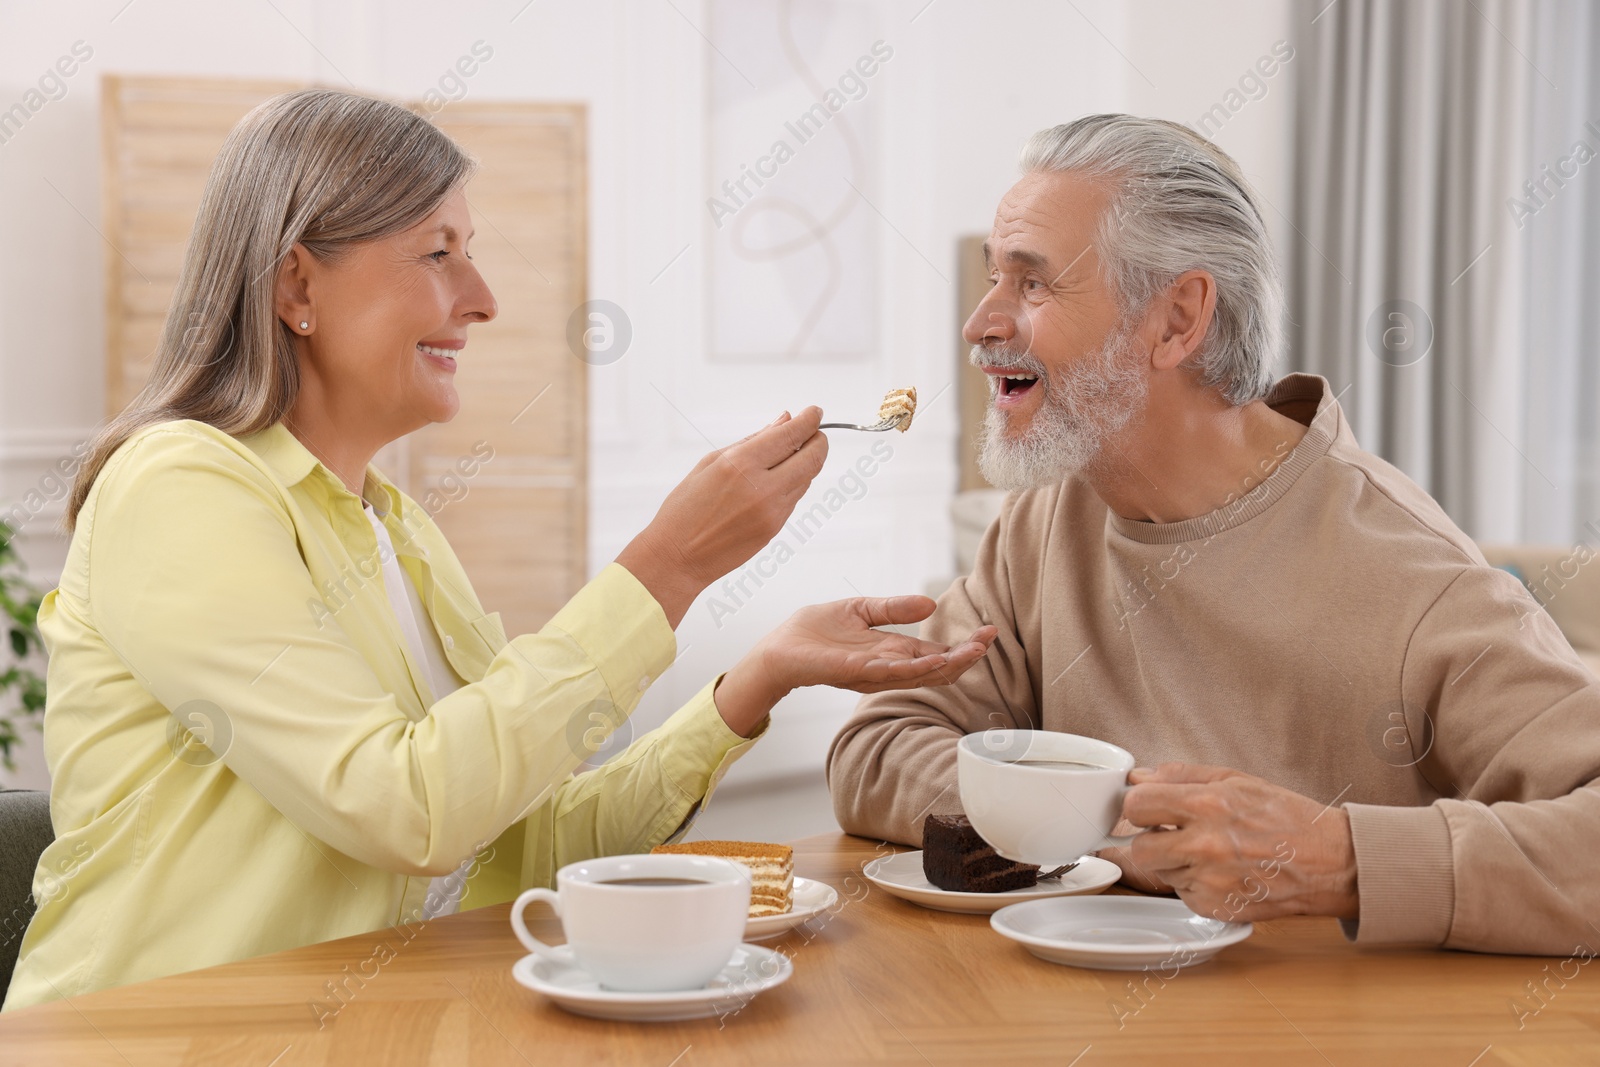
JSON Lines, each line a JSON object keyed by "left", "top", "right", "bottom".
{"left": 957, "top": 729, "right": 1143, "bottom": 866}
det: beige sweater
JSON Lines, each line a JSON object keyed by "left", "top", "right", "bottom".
{"left": 828, "top": 374, "right": 1600, "bottom": 954}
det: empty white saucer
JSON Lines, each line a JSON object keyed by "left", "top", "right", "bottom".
{"left": 512, "top": 942, "right": 793, "bottom": 1021}
{"left": 745, "top": 877, "right": 839, "bottom": 942}
{"left": 990, "top": 896, "right": 1252, "bottom": 970}
{"left": 863, "top": 850, "right": 1121, "bottom": 914}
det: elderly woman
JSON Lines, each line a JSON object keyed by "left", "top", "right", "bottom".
{"left": 2, "top": 89, "right": 996, "bottom": 1010}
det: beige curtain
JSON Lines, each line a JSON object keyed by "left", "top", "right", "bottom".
{"left": 1287, "top": 0, "right": 1537, "bottom": 542}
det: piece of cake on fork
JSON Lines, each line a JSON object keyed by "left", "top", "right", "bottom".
{"left": 650, "top": 840, "right": 795, "bottom": 916}
{"left": 877, "top": 386, "right": 917, "bottom": 431}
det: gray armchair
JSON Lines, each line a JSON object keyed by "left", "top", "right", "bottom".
{"left": 0, "top": 790, "right": 54, "bottom": 1002}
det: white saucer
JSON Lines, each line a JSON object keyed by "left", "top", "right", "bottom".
{"left": 862, "top": 850, "right": 1121, "bottom": 914}
{"left": 990, "top": 896, "right": 1253, "bottom": 971}
{"left": 745, "top": 877, "right": 839, "bottom": 942}
{"left": 512, "top": 942, "right": 793, "bottom": 1021}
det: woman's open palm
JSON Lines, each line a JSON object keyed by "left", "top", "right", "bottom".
{"left": 754, "top": 595, "right": 998, "bottom": 695}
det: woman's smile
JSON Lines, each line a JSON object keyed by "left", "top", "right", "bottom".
{"left": 417, "top": 339, "right": 463, "bottom": 373}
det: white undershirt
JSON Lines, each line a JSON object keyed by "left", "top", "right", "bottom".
{"left": 363, "top": 499, "right": 473, "bottom": 919}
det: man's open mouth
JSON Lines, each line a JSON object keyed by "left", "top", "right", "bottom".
{"left": 997, "top": 372, "right": 1038, "bottom": 398}
{"left": 984, "top": 367, "right": 1040, "bottom": 401}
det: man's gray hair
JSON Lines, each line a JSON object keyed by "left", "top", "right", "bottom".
{"left": 1019, "top": 115, "right": 1282, "bottom": 406}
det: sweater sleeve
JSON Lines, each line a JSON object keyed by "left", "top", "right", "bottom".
{"left": 1343, "top": 563, "right": 1600, "bottom": 953}
{"left": 825, "top": 492, "right": 1039, "bottom": 846}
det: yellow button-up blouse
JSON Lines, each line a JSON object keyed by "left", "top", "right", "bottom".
{"left": 3, "top": 419, "right": 759, "bottom": 1011}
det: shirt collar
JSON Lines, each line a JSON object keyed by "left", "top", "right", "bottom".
{"left": 1263, "top": 371, "right": 1346, "bottom": 441}
{"left": 240, "top": 421, "right": 400, "bottom": 515}
{"left": 241, "top": 421, "right": 322, "bottom": 487}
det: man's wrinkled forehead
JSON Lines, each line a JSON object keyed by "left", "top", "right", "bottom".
{"left": 982, "top": 170, "right": 1109, "bottom": 276}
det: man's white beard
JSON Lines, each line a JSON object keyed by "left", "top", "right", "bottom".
{"left": 975, "top": 324, "right": 1149, "bottom": 491}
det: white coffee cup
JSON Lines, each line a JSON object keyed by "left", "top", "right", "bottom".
{"left": 956, "top": 729, "right": 1143, "bottom": 866}
{"left": 511, "top": 853, "right": 751, "bottom": 992}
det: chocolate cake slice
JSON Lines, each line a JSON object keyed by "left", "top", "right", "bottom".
{"left": 921, "top": 813, "right": 1040, "bottom": 892}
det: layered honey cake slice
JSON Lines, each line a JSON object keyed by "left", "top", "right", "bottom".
{"left": 650, "top": 840, "right": 795, "bottom": 916}
{"left": 878, "top": 386, "right": 917, "bottom": 431}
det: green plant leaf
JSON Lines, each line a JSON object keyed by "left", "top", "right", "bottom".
{"left": 0, "top": 519, "right": 48, "bottom": 770}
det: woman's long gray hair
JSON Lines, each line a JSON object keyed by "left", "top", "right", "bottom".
{"left": 66, "top": 88, "right": 475, "bottom": 529}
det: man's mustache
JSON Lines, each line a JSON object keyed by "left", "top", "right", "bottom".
{"left": 968, "top": 345, "right": 1050, "bottom": 385}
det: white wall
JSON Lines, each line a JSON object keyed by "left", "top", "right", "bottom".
{"left": 1121, "top": 0, "right": 1299, "bottom": 306}
{"left": 0, "top": 0, "right": 1291, "bottom": 795}
{"left": 586, "top": 0, "right": 1135, "bottom": 787}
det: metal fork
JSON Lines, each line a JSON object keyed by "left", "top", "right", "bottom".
{"left": 819, "top": 415, "right": 906, "bottom": 432}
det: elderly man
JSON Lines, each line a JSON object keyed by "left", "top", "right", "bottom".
{"left": 827, "top": 114, "right": 1600, "bottom": 954}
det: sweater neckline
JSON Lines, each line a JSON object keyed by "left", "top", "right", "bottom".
{"left": 1106, "top": 374, "right": 1340, "bottom": 546}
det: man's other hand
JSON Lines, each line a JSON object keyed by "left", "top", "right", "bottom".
{"left": 1118, "top": 762, "right": 1359, "bottom": 923}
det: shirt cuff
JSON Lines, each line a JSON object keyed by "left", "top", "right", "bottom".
{"left": 542, "top": 562, "right": 677, "bottom": 712}
{"left": 1344, "top": 802, "right": 1456, "bottom": 945}
{"left": 656, "top": 674, "right": 767, "bottom": 843}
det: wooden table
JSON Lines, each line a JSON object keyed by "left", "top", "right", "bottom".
{"left": 1, "top": 833, "right": 1594, "bottom": 1064}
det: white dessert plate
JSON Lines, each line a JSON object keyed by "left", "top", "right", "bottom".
{"left": 744, "top": 877, "right": 839, "bottom": 942}
{"left": 990, "top": 896, "right": 1253, "bottom": 971}
{"left": 512, "top": 942, "right": 793, "bottom": 1022}
{"left": 862, "top": 850, "right": 1120, "bottom": 915}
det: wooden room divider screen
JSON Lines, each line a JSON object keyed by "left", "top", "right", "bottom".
{"left": 100, "top": 75, "right": 588, "bottom": 637}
